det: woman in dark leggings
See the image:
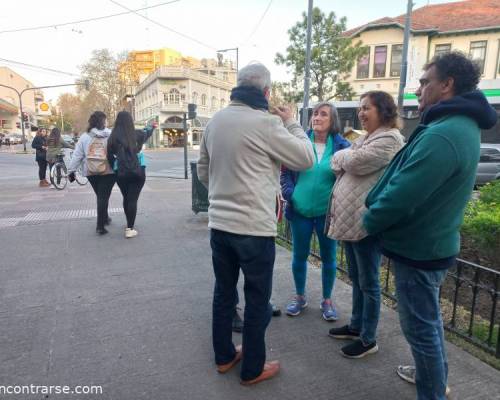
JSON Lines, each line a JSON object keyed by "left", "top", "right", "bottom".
{"left": 107, "top": 111, "right": 154, "bottom": 238}
{"left": 68, "top": 111, "right": 115, "bottom": 235}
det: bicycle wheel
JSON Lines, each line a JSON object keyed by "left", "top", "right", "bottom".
{"left": 50, "top": 162, "right": 68, "bottom": 190}
{"left": 75, "top": 166, "right": 88, "bottom": 185}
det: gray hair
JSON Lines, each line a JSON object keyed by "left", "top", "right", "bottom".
{"left": 237, "top": 63, "right": 271, "bottom": 91}
{"left": 310, "top": 101, "right": 341, "bottom": 134}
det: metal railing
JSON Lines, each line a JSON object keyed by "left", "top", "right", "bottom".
{"left": 277, "top": 218, "right": 500, "bottom": 358}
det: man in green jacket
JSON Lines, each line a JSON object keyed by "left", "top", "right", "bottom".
{"left": 363, "top": 52, "right": 497, "bottom": 399}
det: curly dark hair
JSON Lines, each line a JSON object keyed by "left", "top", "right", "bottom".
{"left": 424, "top": 51, "right": 480, "bottom": 95}
{"left": 360, "top": 90, "right": 401, "bottom": 129}
{"left": 87, "top": 111, "right": 107, "bottom": 132}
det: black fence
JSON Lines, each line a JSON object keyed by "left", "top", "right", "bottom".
{"left": 277, "top": 218, "right": 500, "bottom": 358}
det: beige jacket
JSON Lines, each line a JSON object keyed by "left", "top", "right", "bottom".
{"left": 197, "top": 101, "right": 315, "bottom": 237}
{"left": 326, "top": 127, "right": 405, "bottom": 241}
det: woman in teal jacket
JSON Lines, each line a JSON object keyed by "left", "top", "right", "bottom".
{"left": 280, "top": 102, "right": 350, "bottom": 320}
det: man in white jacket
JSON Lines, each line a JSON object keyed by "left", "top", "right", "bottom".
{"left": 198, "top": 62, "right": 314, "bottom": 385}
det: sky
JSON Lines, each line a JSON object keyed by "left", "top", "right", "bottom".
{"left": 0, "top": 0, "right": 458, "bottom": 103}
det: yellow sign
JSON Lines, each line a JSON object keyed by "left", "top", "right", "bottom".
{"left": 39, "top": 102, "right": 49, "bottom": 112}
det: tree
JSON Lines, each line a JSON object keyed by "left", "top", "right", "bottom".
{"left": 269, "top": 81, "right": 302, "bottom": 109}
{"left": 275, "top": 7, "right": 367, "bottom": 101}
{"left": 79, "top": 49, "right": 127, "bottom": 121}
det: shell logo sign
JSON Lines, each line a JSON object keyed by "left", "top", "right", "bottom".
{"left": 38, "top": 102, "right": 50, "bottom": 116}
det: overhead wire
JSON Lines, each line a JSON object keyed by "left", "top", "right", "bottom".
{"left": 108, "top": 0, "right": 218, "bottom": 51}
{"left": 241, "top": 0, "right": 273, "bottom": 45}
{"left": 0, "top": 0, "right": 180, "bottom": 34}
{"left": 0, "top": 58, "right": 80, "bottom": 77}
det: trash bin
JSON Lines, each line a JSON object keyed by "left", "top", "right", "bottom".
{"left": 190, "top": 161, "right": 209, "bottom": 213}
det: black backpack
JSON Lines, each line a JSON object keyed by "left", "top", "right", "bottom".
{"left": 116, "top": 144, "right": 142, "bottom": 178}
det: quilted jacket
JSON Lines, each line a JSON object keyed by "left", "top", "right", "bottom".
{"left": 325, "top": 127, "right": 404, "bottom": 241}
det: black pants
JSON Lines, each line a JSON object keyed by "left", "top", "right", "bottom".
{"left": 88, "top": 174, "right": 116, "bottom": 229}
{"left": 37, "top": 159, "right": 47, "bottom": 180}
{"left": 210, "top": 229, "right": 275, "bottom": 381}
{"left": 116, "top": 169, "right": 146, "bottom": 229}
{"left": 48, "top": 161, "right": 63, "bottom": 185}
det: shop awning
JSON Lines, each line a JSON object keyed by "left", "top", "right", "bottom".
{"left": 0, "top": 98, "right": 18, "bottom": 114}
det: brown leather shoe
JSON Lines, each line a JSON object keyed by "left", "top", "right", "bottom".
{"left": 240, "top": 360, "right": 280, "bottom": 385}
{"left": 39, "top": 180, "right": 49, "bottom": 187}
{"left": 216, "top": 345, "right": 242, "bottom": 373}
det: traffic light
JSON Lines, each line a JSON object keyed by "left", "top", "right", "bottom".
{"left": 22, "top": 112, "right": 28, "bottom": 122}
{"left": 187, "top": 103, "right": 197, "bottom": 120}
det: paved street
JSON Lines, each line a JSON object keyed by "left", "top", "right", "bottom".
{"left": 1, "top": 151, "right": 499, "bottom": 400}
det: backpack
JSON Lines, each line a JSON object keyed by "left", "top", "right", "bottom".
{"left": 116, "top": 145, "right": 142, "bottom": 179}
{"left": 87, "top": 135, "right": 111, "bottom": 175}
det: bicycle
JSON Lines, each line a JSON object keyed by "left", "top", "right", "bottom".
{"left": 49, "top": 151, "right": 87, "bottom": 190}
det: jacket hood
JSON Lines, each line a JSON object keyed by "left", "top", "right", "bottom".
{"left": 89, "top": 127, "right": 111, "bottom": 138}
{"left": 421, "top": 90, "right": 497, "bottom": 129}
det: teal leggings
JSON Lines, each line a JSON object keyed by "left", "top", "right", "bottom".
{"left": 290, "top": 213, "right": 337, "bottom": 299}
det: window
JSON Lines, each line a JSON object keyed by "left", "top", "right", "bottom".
{"left": 168, "top": 88, "right": 180, "bottom": 104}
{"left": 220, "top": 99, "right": 226, "bottom": 108}
{"left": 192, "top": 92, "right": 198, "bottom": 104}
{"left": 390, "top": 44, "right": 403, "bottom": 77}
{"left": 356, "top": 48, "right": 370, "bottom": 79}
{"left": 223, "top": 72, "right": 228, "bottom": 81}
{"left": 469, "top": 41, "right": 487, "bottom": 74}
{"left": 480, "top": 147, "right": 500, "bottom": 163}
{"left": 211, "top": 96, "right": 218, "bottom": 109}
{"left": 373, "top": 46, "right": 387, "bottom": 78}
{"left": 201, "top": 94, "right": 207, "bottom": 106}
{"left": 435, "top": 43, "right": 451, "bottom": 57}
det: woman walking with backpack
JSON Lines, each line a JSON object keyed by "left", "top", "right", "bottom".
{"left": 68, "top": 111, "right": 115, "bottom": 235}
{"left": 107, "top": 111, "right": 154, "bottom": 238}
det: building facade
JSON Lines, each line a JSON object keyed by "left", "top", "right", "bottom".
{"left": 0, "top": 67, "right": 43, "bottom": 137}
{"left": 344, "top": 0, "right": 500, "bottom": 100}
{"left": 134, "top": 65, "right": 234, "bottom": 148}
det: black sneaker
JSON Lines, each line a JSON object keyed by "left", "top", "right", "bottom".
{"left": 341, "top": 339, "right": 378, "bottom": 359}
{"left": 328, "top": 325, "right": 360, "bottom": 340}
{"left": 271, "top": 303, "right": 282, "bottom": 317}
{"left": 232, "top": 309, "right": 243, "bottom": 333}
{"left": 96, "top": 227, "right": 108, "bottom": 235}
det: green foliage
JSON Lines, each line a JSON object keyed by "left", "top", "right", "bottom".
{"left": 275, "top": 7, "right": 367, "bottom": 101}
{"left": 461, "top": 181, "right": 500, "bottom": 265}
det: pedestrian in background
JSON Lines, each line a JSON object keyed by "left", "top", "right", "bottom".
{"left": 68, "top": 111, "right": 115, "bottom": 235}
{"left": 32, "top": 127, "right": 49, "bottom": 187}
{"left": 46, "top": 127, "right": 74, "bottom": 186}
{"left": 364, "top": 52, "right": 497, "bottom": 399}
{"left": 326, "top": 91, "right": 404, "bottom": 358}
{"left": 198, "top": 62, "right": 314, "bottom": 385}
{"left": 280, "top": 102, "right": 350, "bottom": 321}
{"left": 107, "top": 111, "right": 154, "bottom": 238}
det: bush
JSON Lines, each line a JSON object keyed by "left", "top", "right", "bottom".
{"left": 461, "top": 181, "right": 500, "bottom": 266}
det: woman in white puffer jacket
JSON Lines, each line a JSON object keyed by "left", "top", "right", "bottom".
{"left": 325, "top": 91, "right": 405, "bottom": 359}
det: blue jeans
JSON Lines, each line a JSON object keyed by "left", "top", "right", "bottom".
{"left": 344, "top": 236, "right": 382, "bottom": 345}
{"left": 210, "top": 229, "right": 275, "bottom": 381}
{"left": 394, "top": 261, "right": 448, "bottom": 400}
{"left": 290, "top": 213, "right": 336, "bottom": 299}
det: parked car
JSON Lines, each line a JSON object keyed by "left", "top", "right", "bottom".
{"left": 476, "top": 144, "right": 500, "bottom": 186}
{"left": 4, "top": 134, "right": 22, "bottom": 145}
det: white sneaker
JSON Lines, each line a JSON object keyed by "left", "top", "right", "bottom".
{"left": 125, "top": 228, "right": 138, "bottom": 238}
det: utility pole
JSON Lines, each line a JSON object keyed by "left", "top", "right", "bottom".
{"left": 183, "top": 112, "right": 188, "bottom": 179}
{"left": 301, "top": 0, "right": 314, "bottom": 130}
{"left": 397, "top": 0, "right": 413, "bottom": 115}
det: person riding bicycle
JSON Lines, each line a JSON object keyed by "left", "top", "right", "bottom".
{"left": 47, "top": 127, "right": 74, "bottom": 185}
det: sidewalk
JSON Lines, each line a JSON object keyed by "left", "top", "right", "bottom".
{"left": 1, "top": 176, "right": 499, "bottom": 399}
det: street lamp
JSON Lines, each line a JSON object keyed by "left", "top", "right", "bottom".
{"left": 0, "top": 79, "right": 90, "bottom": 152}
{"left": 216, "top": 48, "right": 239, "bottom": 72}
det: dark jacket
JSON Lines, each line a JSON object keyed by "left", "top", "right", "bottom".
{"left": 31, "top": 136, "right": 47, "bottom": 162}
{"left": 107, "top": 126, "right": 154, "bottom": 168}
{"left": 280, "top": 129, "right": 351, "bottom": 219}
{"left": 364, "top": 90, "right": 498, "bottom": 269}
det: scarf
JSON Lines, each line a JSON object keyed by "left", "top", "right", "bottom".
{"left": 230, "top": 85, "right": 269, "bottom": 111}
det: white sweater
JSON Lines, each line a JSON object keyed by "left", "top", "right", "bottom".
{"left": 198, "top": 101, "right": 314, "bottom": 237}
